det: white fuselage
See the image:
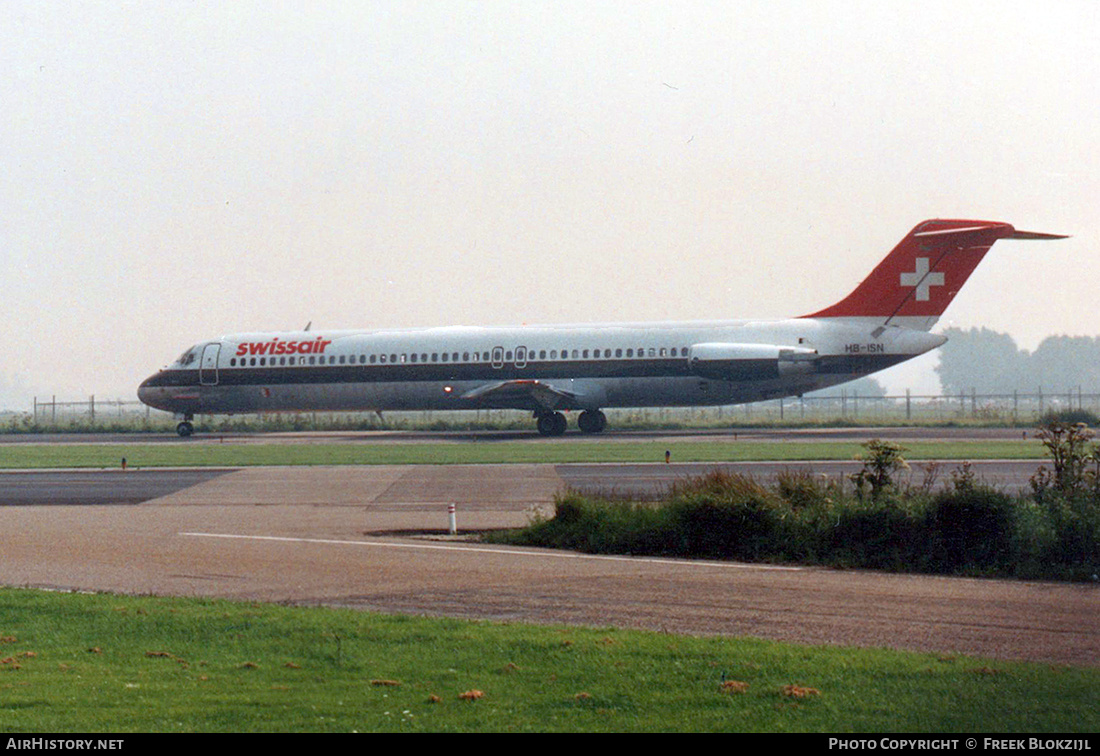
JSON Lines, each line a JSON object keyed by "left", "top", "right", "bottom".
{"left": 137, "top": 317, "right": 944, "bottom": 418}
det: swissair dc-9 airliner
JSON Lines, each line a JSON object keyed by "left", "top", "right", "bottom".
{"left": 139, "top": 219, "right": 1065, "bottom": 437}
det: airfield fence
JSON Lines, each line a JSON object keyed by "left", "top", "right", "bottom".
{"left": 10, "top": 388, "right": 1100, "bottom": 431}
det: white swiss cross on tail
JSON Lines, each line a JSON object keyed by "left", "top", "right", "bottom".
{"left": 899, "top": 257, "right": 944, "bottom": 301}
{"left": 801, "top": 219, "right": 1068, "bottom": 331}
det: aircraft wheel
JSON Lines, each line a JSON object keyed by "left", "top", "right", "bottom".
{"left": 176, "top": 421, "right": 194, "bottom": 437}
{"left": 578, "top": 410, "right": 607, "bottom": 434}
{"left": 552, "top": 412, "right": 568, "bottom": 435}
{"left": 536, "top": 413, "right": 555, "bottom": 436}
{"left": 536, "top": 411, "right": 567, "bottom": 437}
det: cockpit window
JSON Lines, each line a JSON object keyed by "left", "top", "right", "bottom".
{"left": 176, "top": 347, "right": 198, "bottom": 367}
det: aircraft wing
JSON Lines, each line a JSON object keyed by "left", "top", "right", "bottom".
{"left": 460, "top": 379, "right": 584, "bottom": 411}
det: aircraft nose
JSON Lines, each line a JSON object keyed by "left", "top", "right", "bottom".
{"left": 137, "top": 373, "right": 169, "bottom": 411}
{"left": 137, "top": 378, "right": 156, "bottom": 408}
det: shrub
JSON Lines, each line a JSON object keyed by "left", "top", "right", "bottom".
{"left": 491, "top": 460, "right": 1100, "bottom": 581}
{"left": 1038, "top": 408, "right": 1100, "bottom": 427}
{"left": 521, "top": 493, "right": 679, "bottom": 556}
{"left": 665, "top": 470, "right": 771, "bottom": 502}
{"left": 1010, "top": 499, "right": 1059, "bottom": 579}
{"left": 824, "top": 497, "right": 927, "bottom": 571}
{"left": 925, "top": 487, "right": 1015, "bottom": 572}
{"left": 1040, "top": 495, "right": 1100, "bottom": 579}
{"left": 668, "top": 493, "right": 782, "bottom": 560}
{"left": 775, "top": 469, "right": 840, "bottom": 510}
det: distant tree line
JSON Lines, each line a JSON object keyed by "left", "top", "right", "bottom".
{"left": 936, "top": 327, "right": 1100, "bottom": 394}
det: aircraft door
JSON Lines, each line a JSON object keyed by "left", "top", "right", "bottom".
{"left": 514, "top": 346, "right": 527, "bottom": 369}
{"left": 491, "top": 346, "right": 504, "bottom": 369}
{"left": 199, "top": 343, "right": 221, "bottom": 386}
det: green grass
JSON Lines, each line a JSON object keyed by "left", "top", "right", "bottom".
{"left": 0, "top": 439, "right": 1046, "bottom": 468}
{"left": 0, "top": 588, "right": 1095, "bottom": 733}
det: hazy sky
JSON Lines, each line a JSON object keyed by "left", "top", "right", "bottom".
{"left": 3, "top": 1, "right": 1097, "bottom": 408}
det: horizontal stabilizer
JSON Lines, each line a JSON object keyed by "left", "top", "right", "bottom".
{"left": 1009, "top": 230, "right": 1070, "bottom": 241}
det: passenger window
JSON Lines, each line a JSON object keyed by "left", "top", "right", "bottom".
{"left": 442, "top": 353, "right": 449, "bottom": 362}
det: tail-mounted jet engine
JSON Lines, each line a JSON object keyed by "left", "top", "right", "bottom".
{"left": 688, "top": 343, "right": 817, "bottom": 381}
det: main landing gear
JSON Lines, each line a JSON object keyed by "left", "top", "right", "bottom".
{"left": 534, "top": 409, "right": 607, "bottom": 436}
{"left": 536, "top": 411, "right": 568, "bottom": 437}
{"left": 577, "top": 409, "right": 607, "bottom": 434}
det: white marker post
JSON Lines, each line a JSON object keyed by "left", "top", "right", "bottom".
{"left": 448, "top": 503, "right": 457, "bottom": 535}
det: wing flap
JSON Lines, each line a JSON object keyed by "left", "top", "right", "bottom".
{"left": 460, "top": 379, "right": 584, "bottom": 411}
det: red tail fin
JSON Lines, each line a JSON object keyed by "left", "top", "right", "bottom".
{"left": 802, "top": 219, "right": 1066, "bottom": 330}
